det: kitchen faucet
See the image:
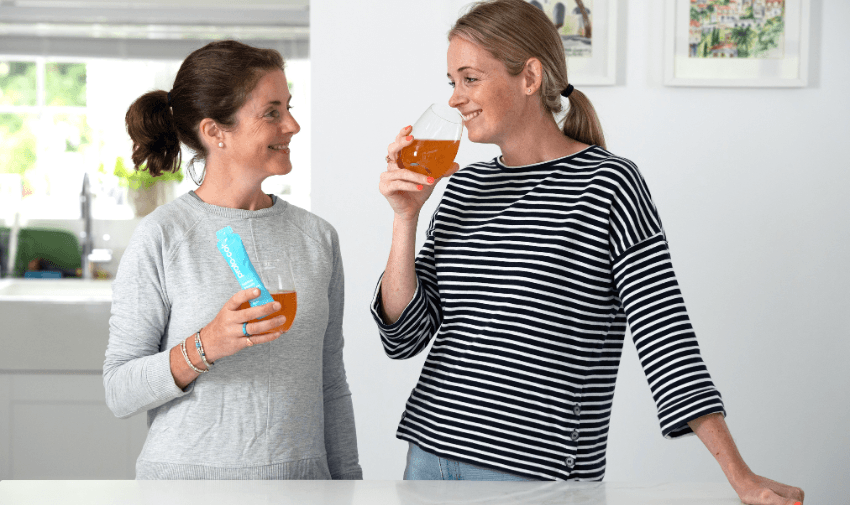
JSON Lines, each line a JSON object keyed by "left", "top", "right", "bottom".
{"left": 80, "top": 173, "right": 94, "bottom": 279}
{"left": 80, "top": 173, "right": 112, "bottom": 279}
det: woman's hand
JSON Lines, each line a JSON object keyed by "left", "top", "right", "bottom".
{"left": 200, "top": 287, "right": 286, "bottom": 363}
{"left": 732, "top": 471, "right": 804, "bottom": 505}
{"left": 379, "top": 125, "right": 459, "bottom": 222}
{"left": 688, "top": 413, "right": 804, "bottom": 505}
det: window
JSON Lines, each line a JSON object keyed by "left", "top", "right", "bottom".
{"left": 1, "top": 58, "right": 94, "bottom": 219}
{"left": 0, "top": 56, "right": 311, "bottom": 220}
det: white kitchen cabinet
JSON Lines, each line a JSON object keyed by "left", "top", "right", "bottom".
{"left": 0, "top": 374, "right": 148, "bottom": 479}
{"left": 0, "top": 373, "right": 148, "bottom": 479}
{"left": 0, "top": 280, "right": 148, "bottom": 479}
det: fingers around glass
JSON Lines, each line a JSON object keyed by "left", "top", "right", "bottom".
{"left": 382, "top": 166, "right": 432, "bottom": 185}
{"left": 239, "top": 298, "right": 280, "bottom": 322}
{"left": 387, "top": 134, "right": 414, "bottom": 168}
{"left": 243, "top": 314, "right": 286, "bottom": 334}
{"left": 396, "top": 125, "right": 412, "bottom": 140}
{"left": 240, "top": 315, "right": 285, "bottom": 349}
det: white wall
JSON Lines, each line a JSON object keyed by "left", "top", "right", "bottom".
{"left": 311, "top": 0, "right": 849, "bottom": 502}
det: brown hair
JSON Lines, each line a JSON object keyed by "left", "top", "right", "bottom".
{"left": 125, "top": 40, "right": 285, "bottom": 179}
{"left": 449, "top": 0, "right": 606, "bottom": 149}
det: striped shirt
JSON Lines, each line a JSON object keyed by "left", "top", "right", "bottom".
{"left": 370, "top": 146, "right": 725, "bottom": 481}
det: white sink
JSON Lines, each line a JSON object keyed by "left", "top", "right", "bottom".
{"left": 0, "top": 279, "right": 112, "bottom": 302}
{"left": 0, "top": 279, "right": 113, "bottom": 370}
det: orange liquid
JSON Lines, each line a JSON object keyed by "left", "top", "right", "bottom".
{"left": 398, "top": 139, "right": 460, "bottom": 179}
{"left": 240, "top": 291, "right": 297, "bottom": 332}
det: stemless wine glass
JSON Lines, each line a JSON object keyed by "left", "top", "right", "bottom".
{"left": 398, "top": 103, "right": 463, "bottom": 179}
{"left": 240, "top": 256, "right": 297, "bottom": 333}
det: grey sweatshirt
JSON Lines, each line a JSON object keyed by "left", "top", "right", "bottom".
{"left": 103, "top": 192, "right": 361, "bottom": 480}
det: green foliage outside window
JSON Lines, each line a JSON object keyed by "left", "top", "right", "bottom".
{"left": 0, "top": 114, "right": 37, "bottom": 180}
{"left": 0, "top": 62, "right": 90, "bottom": 198}
{"left": 51, "top": 114, "right": 93, "bottom": 153}
{"left": 46, "top": 63, "right": 87, "bottom": 107}
{"left": 0, "top": 62, "right": 37, "bottom": 106}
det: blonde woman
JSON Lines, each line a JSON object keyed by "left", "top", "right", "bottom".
{"left": 373, "top": 0, "right": 803, "bottom": 502}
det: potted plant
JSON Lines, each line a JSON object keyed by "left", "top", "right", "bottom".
{"left": 110, "top": 156, "right": 183, "bottom": 217}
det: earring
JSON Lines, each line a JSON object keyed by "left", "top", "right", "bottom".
{"left": 218, "top": 142, "right": 224, "bottom": 148}
{"left": 527, "top": 89, "right": 532, "bottom": 94}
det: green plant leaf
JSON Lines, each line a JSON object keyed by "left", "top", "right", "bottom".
{"left": 113, "top": 156, "right": 184, "bottom": 190}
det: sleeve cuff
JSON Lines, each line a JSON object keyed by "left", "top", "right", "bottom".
{"left": 145, "top": 347, "right": 194, "bottom": 404}
{"left": 660, "top": 391, "right": 726, "bottom": 439}
{"left": 370, "top": 272, "right": 422, "bottom": 332}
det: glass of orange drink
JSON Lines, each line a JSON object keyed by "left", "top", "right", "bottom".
{"left": 240, "top": 257, "right": 296, "bottom": 333}
{"left": 398, "top": 103, "right": 463, "bottom": 179}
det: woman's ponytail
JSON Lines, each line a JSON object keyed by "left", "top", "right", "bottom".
{"left": 125, "top": 90, "right": 181, "bottom": 177}
{"left": 562, "top": 89, "right": 606, "bottom": 150}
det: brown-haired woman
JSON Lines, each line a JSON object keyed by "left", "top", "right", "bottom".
{"left": 373, "top": 0, "right": 803, "bottom": 500}
{"left": 104, "top": 40, "right": 361, "bottom": 480}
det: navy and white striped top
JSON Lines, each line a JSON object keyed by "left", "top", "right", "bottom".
{"left": 371, "top": 146, "right": 725, "bottom": 481}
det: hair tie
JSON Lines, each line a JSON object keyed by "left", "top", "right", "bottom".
{"left": 167, "top": 91, "right": 172, "bottom": 106}
{"left": 560, "top": 84, "right": 574, "bottom": 98}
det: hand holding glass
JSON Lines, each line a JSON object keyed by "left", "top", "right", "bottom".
{"left": 398, "top": 103, "right": 463, "bottom": 179}
{"left": 239, "top": 258, "right": 296, "bottom": 333}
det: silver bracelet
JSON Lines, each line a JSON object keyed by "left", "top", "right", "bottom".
{"left": 194, "top": 331, "right": 212, "bottom": 369}
{"left": 180, "top": 339, "right": 207, "bottom": 374}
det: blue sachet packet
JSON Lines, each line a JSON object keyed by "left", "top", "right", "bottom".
{"left": 216, "top": 226, "right": 274, "bottom": 315}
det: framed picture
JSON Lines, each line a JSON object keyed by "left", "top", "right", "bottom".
{"left": 664, "top": 0, "right": 810, "bottom": 87}
{"left": 526, "top": 0, "right": 618, "bottom": 85}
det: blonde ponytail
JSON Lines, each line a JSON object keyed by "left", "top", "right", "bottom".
{"left": 563, "top": 89, "right": 606, "bottom": 150}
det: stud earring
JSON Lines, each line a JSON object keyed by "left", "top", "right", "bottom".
{"left": 527, "top": 89, "right": 532, "bottom": 94}
{"left": 218, "top": 142, "right": 224, "bottom": 148}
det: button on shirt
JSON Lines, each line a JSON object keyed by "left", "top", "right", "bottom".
{"left": 371, "top": 148, "right": 725, "bottom": 481}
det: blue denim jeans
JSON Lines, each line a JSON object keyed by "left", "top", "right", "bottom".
{"left": 403, "top": 442, "right": 535, "bottom": 481}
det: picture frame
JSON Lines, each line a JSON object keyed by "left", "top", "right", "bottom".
{"left": 664, "top": 0, "right": 810, "bottom": 87}
{"left": 527, "top": 0, "right": 618, "bottom": 85}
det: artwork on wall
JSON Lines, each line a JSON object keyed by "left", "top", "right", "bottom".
{"left": 526, "top": 0, "right": 618, "bottom": 85}
{"left": 665, "top": 0, "right": 810, "bottom": 87}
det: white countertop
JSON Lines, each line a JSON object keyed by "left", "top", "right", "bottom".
{"left": 0, "top": 480, "right": 740, "bottom": 504}
{"left": 0, "top": 278, "right": 112, "bottom": 302}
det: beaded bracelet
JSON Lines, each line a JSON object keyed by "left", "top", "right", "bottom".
{"left": 194, "top": 331, "right": 213, "bottom": 369}
{"left": 180, "top": 339, "right": 207, "bottom": 374}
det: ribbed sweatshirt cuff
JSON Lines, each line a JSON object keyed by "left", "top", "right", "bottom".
{"left": 145, "top": 348, "right": 193, "bottom": 403}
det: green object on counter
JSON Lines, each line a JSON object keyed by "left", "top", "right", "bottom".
{"left": 0, "top": 227, "right": 10, "bottom": 278}
{"left": 10, "top": 227, "right": 81, "bottom": 278}
{"left": 111, "top": 156, "right": 183, "bottom": 190}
